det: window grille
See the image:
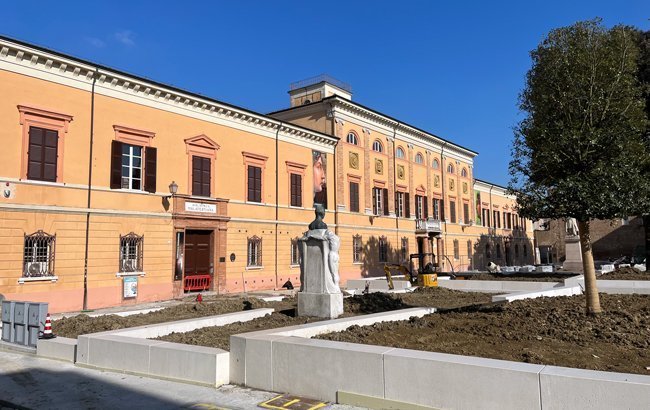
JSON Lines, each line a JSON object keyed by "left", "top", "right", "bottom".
{"left": 401, "top": 237, "right": 408, "bottom": 262}
{"left": 290, "top": 237, "right": 300, "bottom": 265}
{"left": 23, "top": 230, "right": 56, "bottom": 277}
{"left": 248, "top": 236, "right": 262, "bottom": 267}
{"left": 353, "top": 235, "right": 362, "bottom": 263}
{"left": 120, "top": 233, "right": 143, "bottom": 272}
{"left": 379, "top": 236, "right": 388, "bottom": 263}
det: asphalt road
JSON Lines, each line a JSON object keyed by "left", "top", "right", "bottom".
{"left": 0, "top": 350, "right": 360, "bottom": 410}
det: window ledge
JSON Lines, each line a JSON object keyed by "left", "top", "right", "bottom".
{"left": 18, "top": 276, "right": 58, "bottom": 284}
{"left": 246, "top": 266, "right": 264, "bottom": 271}
{"left": 352, "top": 262, "right": 363, "bottom": 265}
{"left": 116, "top": 271, "right": 146, "bottom": 277}
{"left": 289, "top": 264, "right": 300, "bottom": 268}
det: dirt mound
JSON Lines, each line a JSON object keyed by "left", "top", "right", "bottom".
{"left": 599, "top": 266, "right": 649, "bottom": 281}
{"left": 344, "top": 292, "right": 408, "bottom": 313}
{"left": 54, "top": 297, "right": 282, "bottom": 338}
{"left": 317, "top": 294, "right": 650, "bottom": 375}
{"left": 399, "top": 287, "right": 492, "bottom": 309}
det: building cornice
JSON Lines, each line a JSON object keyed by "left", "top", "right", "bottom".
{"left": 0, "top": 36, "right": 338, "bottom": 153}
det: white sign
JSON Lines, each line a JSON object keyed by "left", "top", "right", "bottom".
{"left": 123, "top": 276, "right": 138, "bottom": 298}
{"left": 185, "top": 202, "right": 217, "bottom": 213}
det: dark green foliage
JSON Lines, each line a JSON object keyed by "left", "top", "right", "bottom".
{"left": 509, "top": 19, "right": 650, "bottom": 222}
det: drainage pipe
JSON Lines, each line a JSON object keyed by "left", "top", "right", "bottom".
{"left": 82, "top": 68, "right": 98, "bottom": 311}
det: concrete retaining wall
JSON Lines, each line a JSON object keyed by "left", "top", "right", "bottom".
{"left": 492, "top": 285, "right": 583, "bottom": 302}
{"left": 37, "top": 337, "right": 77, "bottom": 362}
{"left": 230, "top": 310, "right": 650, "bottom": 409}
{"left": 438, "top": 279, "right": 559, "bottom": 293}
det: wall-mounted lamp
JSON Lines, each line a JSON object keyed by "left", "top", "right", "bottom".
{"left": 165, "top": 181, "right": 178, "bottom": 199}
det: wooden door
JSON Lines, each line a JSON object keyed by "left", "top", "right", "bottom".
{"left": 184, "top": 230, "right": 212, "bottom": 277}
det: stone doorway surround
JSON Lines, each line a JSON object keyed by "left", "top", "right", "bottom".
{"left": 170, "top": 194, "right": 229, "bottom": 296}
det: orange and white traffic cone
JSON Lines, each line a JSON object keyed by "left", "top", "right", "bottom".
{"left": 40, "top": 313, "right": 55, "bottom": 339}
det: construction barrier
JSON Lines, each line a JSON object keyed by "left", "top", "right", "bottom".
{"left": 184, "top": 275, "right": 211, "bottom": 292}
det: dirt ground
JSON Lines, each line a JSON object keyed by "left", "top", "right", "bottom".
{"left": 598, "top": 266, "right": 649, "bottom": 281}
{"left": 53, "top": 288, "right": 491, "bottom": 339}
{"left": 317, "top": 293, "right": 650, "bottom": 375}
{"left": 156, "top": 288, "right": 493, "bottom": 350}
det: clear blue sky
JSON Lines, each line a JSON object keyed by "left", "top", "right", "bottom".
{"left": 3, "top": 1, "right": 648, "bottom": 186}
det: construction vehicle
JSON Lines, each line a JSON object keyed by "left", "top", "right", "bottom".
{"left": 384, "top": 252, "right": 440, "bottom": 290}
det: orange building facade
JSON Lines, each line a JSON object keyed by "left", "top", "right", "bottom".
{"left": 0, "top": 38, "right": 533, "bottom": 313}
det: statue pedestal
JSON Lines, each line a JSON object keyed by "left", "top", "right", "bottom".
{"left": 298, "top": 292, "right": 343, "bottom": 319}
{"left": 563, "top": 236, "right": 583, "bottom": 272}
{"left": 297, "top": 229, "right": 343, "bottom": 319}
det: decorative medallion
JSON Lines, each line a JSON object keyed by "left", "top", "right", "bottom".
{"left": 349, "top": 152, "right": 359, "bottom": 169}
{"left": 434, "top": 175, "right": 440, "bottom": 188}
{"left": 463, "top": 182, "right": 468, "bottom": 194}
{"left": 397, "top": 164, "right": 405, "bottom": 180}
{"left": 375, "top": 159, "right": 384, "bottom": 175}
{"left": 449, "top": 178, "right": 455, "bottom": 191}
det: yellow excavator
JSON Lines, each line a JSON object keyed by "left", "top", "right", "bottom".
{"left": 384, "top": 252, "right": 439, "bottom": 290}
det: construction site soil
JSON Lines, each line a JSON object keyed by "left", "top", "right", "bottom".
{"left": 54, "top": 288, "right": 491, "bottom": 340}
{"left": 598, "top": 266, "right": 649, "bottom": 281}
{"left": 317, "top": 293, "right": 650, "bottom": 375}
{"left": 156, "top": 288, "right": 492, "bottom": 350}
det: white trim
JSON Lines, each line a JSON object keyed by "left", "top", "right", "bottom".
{"left": 116, "top": 271, "right": 146, "bottom": 277}
{"left": 0, "top": 38, "right": 337, "bottom": 154}
{"left": 245, "top": 266, "right": 264, "bottom": 271}
{"left": 18, "top": 276, "right": 58, "bottom": 284}
{"left": 0, "top": 203, "right": 171, "bottom": 218}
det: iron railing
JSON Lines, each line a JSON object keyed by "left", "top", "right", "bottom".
{"left": 120, "top": 233, "right": 143, "bottom": 272}
{"left": 289, "top": 74, "right": 352, "bottom": 93}
{"left": 23, "top": 230, "right": 56, "bottom": 277}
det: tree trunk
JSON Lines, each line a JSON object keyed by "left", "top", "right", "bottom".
{"left": 578, "top": 220, "right": 602, "bottom": 315}
{"left": 643, "top": 214, "right": 650, "bottom": 272}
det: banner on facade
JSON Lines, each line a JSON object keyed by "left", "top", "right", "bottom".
{"left": 312, "top": 150, "right": 327, "bottom": 209}
{"left": 475, "top": 190, "right": 482, "bottom": 225}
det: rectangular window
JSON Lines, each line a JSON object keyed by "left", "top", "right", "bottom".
{"left": 27, "top": 127, "right": 58, "bottom": 182}
{"left": 482, "top": 208, "right": 489, "bottom": 227}
{"left": 432, "top": 198, "right": 440, "bottom": 220}
{"left": 463, "top": 203, "right": 470, "bottom": 224}
{"left": 372, "top": 188, "right": 382, "bottom": 216}
{"left": 353, "top": 235, "right": 362, "bottom": 263}
{"left": 247, "top": 236, "right": 262, "bottom": 267}
{"left": 493, "top": 210, "right": 499, "bottom": 228}
{"left": 192, "top": 156, "right": 211, "bottom": 197}
{"left": 379, "top": 236, "right": 388, "bottom": 263}
{"left": 467, "top": 240, "right": 472, "bottom": 261}
{"left": 401, "top": 237, "right": 408, "bottom": 262}
{"left": 121, "top": 144, "right": 143, "bottom": 190}
{"left": 23, "top": 230, "right": 56, "bottom": 277}
{"left": 449, "top": 200, "right": 456, "bottom": 223}
{"left": 349, "top": 182, "right": 359, "bottom": 212}
{"left": 248, "top": 165, "right": 262, "bottom": 202}
{"left": 415, "top": 195, "right": 424, "bottom": 219}
{"left": 453, "top": 240, "right": 459, "bottom": 259}
{"left": 395, "top": 192, "right": 404, "bottom": 217}
{"left": 290, "top": 238, "right": 300, "bottom": 265}
{"left": 440, "top": 199, "right": 445, "bottom": 221}
{"left": 120, "top": 233, "right": 143, "bottom": 273}
{"left": 290, "top": 173, "right": 302, "bottom": 207}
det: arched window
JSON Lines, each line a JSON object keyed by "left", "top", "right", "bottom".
{"left": 432, "top": 159, "right": 440, "bottom": 169}
{"left": 461, "top": 168, "right": 468, "bottom": 177}
{"left": 372, "top": 140, "right": 383, "bottom": 153}
{"left": 346, "top": 132, "right": 358, "bottom": 145}
{"left": 415, "top": 153, "right": 424, "bottom": 164}
{"left": 447, "top": 163, "right": 454, "bottom": 174}
{"left": 396, "top": 147, "right": 405, "bottom": 159}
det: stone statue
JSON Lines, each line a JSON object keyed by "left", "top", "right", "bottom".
{"left": 308, "top": 203, "right": 328, "bottom": 230}
{"left": 297, "top": 205, "right": 343, "bottom": 318}
{"left": 566, "top": 218, "right": 579, "bottom": 237}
